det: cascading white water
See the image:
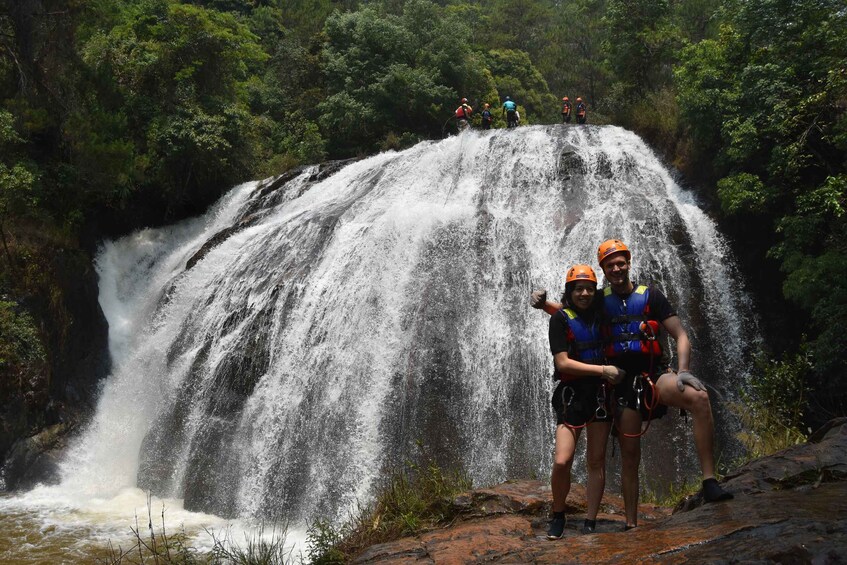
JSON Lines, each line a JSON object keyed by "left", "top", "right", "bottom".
{"left": 6, "top": 126, "right": 760, "bottom": 550}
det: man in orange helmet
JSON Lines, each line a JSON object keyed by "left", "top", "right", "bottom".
{"left": 532, "top": 239, "right": 732, "bottom": 529}
{"left": 561, "top": 97, "right": 572, "bottom": 124}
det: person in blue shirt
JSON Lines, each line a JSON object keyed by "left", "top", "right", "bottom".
{"left": 502, "top": 96, "right": 518, "bottom": 128}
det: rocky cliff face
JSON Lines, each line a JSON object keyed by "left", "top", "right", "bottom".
{"left": 0, "top": 247, "right": 110, "bottom": 490}
{"left": 354, "top": 419, "right": 847, "bottom": 564}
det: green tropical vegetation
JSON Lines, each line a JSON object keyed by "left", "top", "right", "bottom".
{"left": 0, "top": 0, "right": 845, "bottom": 491}
{"left": 306, "top": 459, "right": 471, "bottom": 564}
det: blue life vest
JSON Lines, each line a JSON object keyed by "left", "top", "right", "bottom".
{"left": 557, "top": 308, "right": 603, "bottom": 381}
{"left": 503, "top": 100, "right": 517, "bottom": 111}
{"left": 602, "top": 285, "right": 662, "bottom": 357}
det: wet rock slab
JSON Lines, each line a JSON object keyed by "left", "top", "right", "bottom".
{"left": 354, "top": 421, "right": 847, "bottom": 563}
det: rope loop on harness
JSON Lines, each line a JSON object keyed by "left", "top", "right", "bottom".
{"left": 615, "top": 372, "right": 662, "bottom": 439}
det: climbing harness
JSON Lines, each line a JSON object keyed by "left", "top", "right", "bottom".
{"left": 613, "top": 319, "right": 662, "bottom": 438}
{"left": 560, "top": 382, "right": 611, "bottom": 431}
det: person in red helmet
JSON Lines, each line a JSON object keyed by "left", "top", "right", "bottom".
{"left": 544, "top": 264, "right": 625, "bottom": 539}
{"left": 575, "top": 97, "right": 587, "bottom": 124}
{"left": 561, "top": 97, "right": 572, "bottom": 124}
{"left": 454, "top": 98, "right": 473, "bottom": 132}
{"left": 532, "top": 239, "right": 733, "bottom": 530}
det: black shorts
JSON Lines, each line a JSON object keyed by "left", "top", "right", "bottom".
{"left": 613, "top": 372, "right": 668, "bottom": 421}
{"left": 552, "top": 377, "right": 612, "bottom": 427}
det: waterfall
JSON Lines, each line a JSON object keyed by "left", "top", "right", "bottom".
{"left": 60, "top": 125, "right": 759, "bottom": 527}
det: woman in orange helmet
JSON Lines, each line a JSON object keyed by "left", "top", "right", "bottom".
{"left": 542, "top": 264, "right": 625, "bottom": 539}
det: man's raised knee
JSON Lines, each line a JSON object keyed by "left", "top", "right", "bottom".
{"left": 689, "top": 389, "right": 712, "bottom": 415}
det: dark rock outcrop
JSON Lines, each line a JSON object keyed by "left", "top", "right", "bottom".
{"left": 353, "top": 420, "right": 847, "bottom": 563}
{"left": 1, "top": 247, "right": 110, "bottom": 490}
{"left": 1, "top": 422, "right": 75, "bottom": 490}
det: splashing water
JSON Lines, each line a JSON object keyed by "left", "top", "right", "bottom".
{"left": 1, "top": 125, "right": 759, "bottom": 560}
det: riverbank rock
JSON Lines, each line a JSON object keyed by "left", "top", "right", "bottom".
{"left": 1, "top": 422, "right": 75, "bottom": 490}
{"left": 354, "top": 420, "right": 847, "bottom": 563}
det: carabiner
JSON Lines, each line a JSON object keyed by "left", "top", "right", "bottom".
{"left": 633, "top": 376, "right": 643, "bottom": 412}
{"left": 595, "top": 385, "right": 608, "bottom": 419}
{"left": 562, "top": 386, "right": 575, "bottom": 407}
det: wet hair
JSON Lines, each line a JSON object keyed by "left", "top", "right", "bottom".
{"left": 561, "top": 281, "right": 603, "bottom": 313}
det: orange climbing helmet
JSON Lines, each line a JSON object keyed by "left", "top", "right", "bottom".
{"left": 576, "top": 97, "right": 583, "bottom": 102}
{"left": 461, "top": 97, "right": 468, "bottom": 103}
{"left": 566, "top": 264, "right": 598, "bottom": 284}
{"left": 563, "top": 96, "right": 569, "bottom": 101}
{"left": 597, "top": 239, "right": 631, "bottom": 265}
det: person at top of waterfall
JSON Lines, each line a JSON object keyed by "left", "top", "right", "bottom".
{"left": 531, "top": 239, "right": 733, "bottom": 530}
{"left": 541, "top": 264, "right": 625, "bottom": 539}
{"left": 455, "top": 98, "right": 473, "bottom": 131}
{"left": 575, "top": 97, "right": 587, "bottom": 124}
{"left": 503, "top": 96, "right": 519, "bottom": 128}
{"left": 481, "top": 103, "right": 493, "bottom": 130}
{"left": 561, "top": 97, "right": 572, "bottom": 124}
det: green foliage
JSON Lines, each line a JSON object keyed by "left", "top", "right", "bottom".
{"left": 539, "top": 0, "right": 609, "bottom": 102}
{"left": 674, "top": 31, "right": 738, "bottom": 149}
{"left": 306, "top": 459, "right": 471, "bottom": 563}
{"left": 627, "top": 86, "right": 680, "bottom": 150}
{"left": 733, "top": 349, "right": 811, "bottom": 460}
{"left": 211, "top": 523, "right": 294, "bottom": 565}
{"left": 604, "top": 0, "right": 679, "bottom": 93}
{"left": 485, "top": 49, "right": 558, "bottom": 123}
{"left": 0, "top": 301, "right": 46, "bottom": 369}
{"left": 100, "top": 503, "right": 293, "bottom": 564}
{"left": 318, "top": 1, "right": 501, "bottom": 153}
{"left": 640, "top": 476, "right": 702, "bottom": 507}
{"left": 676, "top": 0, "right": 847, "bottom": 414}
{"left": 0, "top": 110, "right": 39, "bottom": 221}
{"left": 716, "top": 172, "right": 768, "bottom": 215}
{"left": 481, "top": 0, "right": 554, "bottom": 63}
{"left": 305, "top": 519, "right": 346, "bottom": 565}
{"left": 80, "top": 0, "right": 268, "bottom": 209}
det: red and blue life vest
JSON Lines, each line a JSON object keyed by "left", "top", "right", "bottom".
{"left": 558, "top": 308, "right": 603, "bottom": 381}
{"left": 602, "top": 285, "right": 662, "bottom": 358}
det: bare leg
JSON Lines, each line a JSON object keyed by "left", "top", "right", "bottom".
{"left": 552, "top": 424, "right": 580, "bottom": 512}
{"left": 585, "top": 421, "right": 612, "bottom": 520}
{"left": 655, "top": 372, "right": 716, "bottom": 479}
{"left": 617, "top": 408, "right": 642, "bottom": 528}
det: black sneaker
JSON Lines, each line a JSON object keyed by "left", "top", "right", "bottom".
{"left": 581, "top": 519, "right": 596, "bottom": 534}
{"left": 547, "top": 515, "right": 566, "bottom": 539}
{"left": 702, "top": 478, "right": 734, "bottom": 502}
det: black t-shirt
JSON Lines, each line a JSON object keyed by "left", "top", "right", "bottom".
{"left": 607, "top": 283, "right": 676, "bottom": 374}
